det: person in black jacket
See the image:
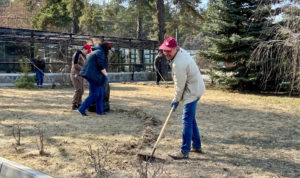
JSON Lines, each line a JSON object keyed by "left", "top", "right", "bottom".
{"left": 154, "top": 50, "right": 168, "bottom": 85}
{"left": 32, "top": 55, "right": 46, "bottom": 88}
{"left": 77, "top": 42, "right": 111, "bottom": 116}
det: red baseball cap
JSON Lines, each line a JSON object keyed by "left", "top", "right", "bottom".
{"left": 159, "top": 37, "right": 178, "bottom": 51}
{"left": 83, "top": 44, "right": 92, "bottom": 54}
{"left": 107, "top": 42, "right": 111, "bottom": 49}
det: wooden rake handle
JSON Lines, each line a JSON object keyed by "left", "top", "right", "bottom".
{"left": 151, "top": 106, "right": 175, "bottom": 157}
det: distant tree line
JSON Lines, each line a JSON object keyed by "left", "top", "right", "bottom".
{"left": 2, "top": 0, "right": 300, "bottom": 94}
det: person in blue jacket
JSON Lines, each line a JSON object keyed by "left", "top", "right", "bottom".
{"left": 77, "top": 42, "right": 111, "bottom": 116}
{"left": 32, "top": 55, "right": 46, "bottom": 88}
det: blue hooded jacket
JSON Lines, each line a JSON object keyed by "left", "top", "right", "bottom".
{"left": 79, "top": 45, "right": 108, "bottom": 86}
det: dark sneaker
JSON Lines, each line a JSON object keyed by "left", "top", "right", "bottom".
{"left": 168, "top": 151, "right": 189, "bottom": 160}
{"left": 77, "top": 109, "right": 88, "bottom": 116}
{"left": 190, "top": 148, "right": 204, "bottom": 154}
{"left": 72, "top": 104, "right": 78, "bottom": 110}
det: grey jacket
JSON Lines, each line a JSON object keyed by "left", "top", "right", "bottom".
{"left": 170, "top": 48, "right": 206, "bottom": 105}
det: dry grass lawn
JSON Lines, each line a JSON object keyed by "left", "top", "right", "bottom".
{"left": 0, "top": 82, "right": 299, "bottom": 178}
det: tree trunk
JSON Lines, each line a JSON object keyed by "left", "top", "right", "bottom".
{"left": 156, "top": 0, "right": 166, "bottom": 44}
{"left": 73, "top": 18, "right": 79, "bottom": 34}
{"left": 137, "top": 17, "right": 144, "bottom": 69}
{"left": 137, "top": 17, "right": 143, "bottom": 39}
{"left": 136, "top": 1, "right": 144, "bottom": 68}
{"left": 71, "top": 0, "right": 80, "bottom": 34}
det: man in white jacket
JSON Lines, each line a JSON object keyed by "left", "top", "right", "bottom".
{"left": 159, "top": 37, "right": 206, "bottom": 159}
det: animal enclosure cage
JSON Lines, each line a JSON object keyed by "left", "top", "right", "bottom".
{"left": 0, "top": 27, "right": 160, "bottom": 73}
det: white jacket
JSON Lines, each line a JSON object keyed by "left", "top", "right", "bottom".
{"left": 171, "top": 48, "right": 206, "bottom": 105}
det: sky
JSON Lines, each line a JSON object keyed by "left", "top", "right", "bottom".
{"left": 200, "top": 0, "right": 209, "bottom": 8}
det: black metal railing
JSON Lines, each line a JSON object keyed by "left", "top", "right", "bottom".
{"left": 0, "top": 62, "right": 68, "bottom": 73}
{"left": 0, "top": 62, "right": 155, "bottom": 73}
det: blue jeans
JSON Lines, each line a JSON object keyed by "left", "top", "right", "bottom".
{"left": 35, "top": 70, "right": 44, "bottom": 86}
{"left": 181, "top": 98, "right": 201, "bottom": 155}
{"left": 78, "top": 79, "right": 105, "bottom": 115}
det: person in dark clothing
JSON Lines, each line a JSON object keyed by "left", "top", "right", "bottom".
{"left": 154, "top": 50, "right": 168, "bottom": 85}
{"left": 88, "top": 81, "right": 110, "bottom": 112}
{"left": 77, "top": 42, "right": 111, "bottom": 116}
{"left": 70, "top": 44, "right": 91, "bottom": 110}
{"left": 32, "top": 55, "right": 46, "bottom": 88}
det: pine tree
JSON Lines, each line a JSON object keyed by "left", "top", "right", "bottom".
{"left": 31, "top": 0, "right": 72, "bottom": 32}
{"left": 200, "top": 0, "right": 270, "bottom": 91}
{"left": 79, "top": 0, "right": 104, "bottom": 35}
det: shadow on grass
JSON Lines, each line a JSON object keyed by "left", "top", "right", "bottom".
{"left": 46, "top": 137, "right": 70, "bottom": 158}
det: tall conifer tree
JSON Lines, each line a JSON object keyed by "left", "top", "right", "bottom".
{"left": 200, "top": 0, "right": 270, "bottom": 90}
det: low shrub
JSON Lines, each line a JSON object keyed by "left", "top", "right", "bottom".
{"left": 15, "top": 59, "right": 35, "bottom": 89}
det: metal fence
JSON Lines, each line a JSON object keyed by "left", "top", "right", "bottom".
{"left": 0, "top": 62, "right": 157, "bottom": 73}
{"left": 0, "top": 27, "right": 161, "bottom": 74}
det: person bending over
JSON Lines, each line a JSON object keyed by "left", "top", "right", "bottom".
{"left": 70, "top": 44, "right": 91, "bottom": 110}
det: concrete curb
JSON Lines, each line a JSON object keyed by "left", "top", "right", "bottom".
{"left": 0, "top": 157, "right": 52, "bottom": 178}
{"left": 0, "top": 83, "right": 61, "bottom": 87}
